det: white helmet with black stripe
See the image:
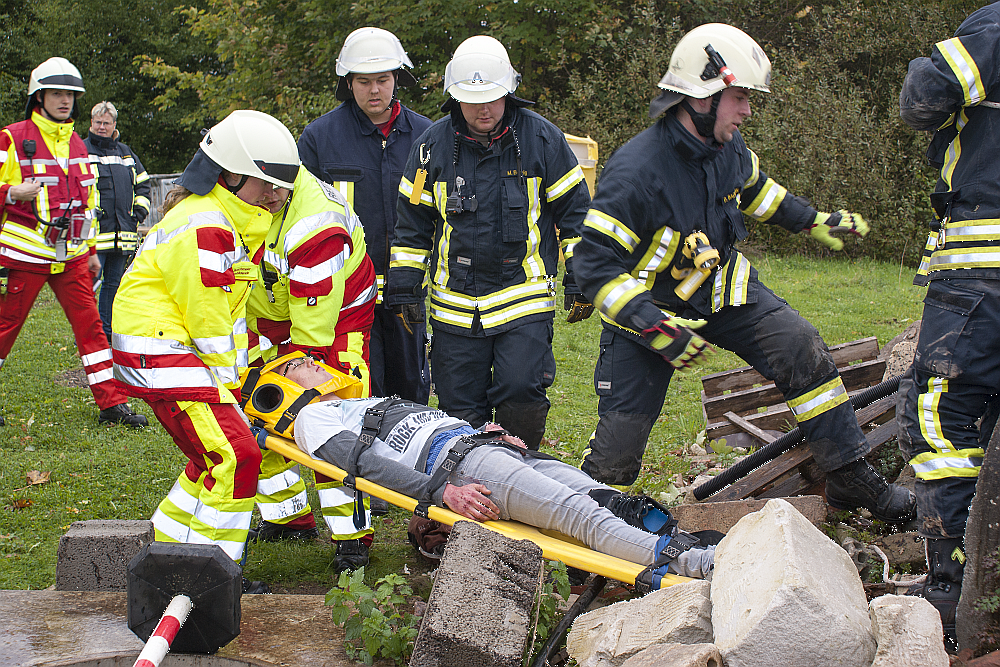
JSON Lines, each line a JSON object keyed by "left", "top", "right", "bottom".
{"left": 25, "top": 57, "right": 86, "bottom": 119}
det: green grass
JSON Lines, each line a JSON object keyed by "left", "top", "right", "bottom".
{"left": 0, "top": 253, "right": 925, "bottom": 591}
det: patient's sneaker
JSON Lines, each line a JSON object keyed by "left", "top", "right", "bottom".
{"left": 636, "top": 530, "right": 713, "bottom": 592}
{"left": 590, "top": 489, "right": 676, "bottom": 535}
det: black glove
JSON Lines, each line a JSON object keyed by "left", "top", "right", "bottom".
{"left": 562, "top": 273, "right": 594, "bottom": 323}
{"left": 565, "top": 293, "right": 595, "bottom": 323}
{"left": 384, "top": 271, "right": 424, "bottom": 334}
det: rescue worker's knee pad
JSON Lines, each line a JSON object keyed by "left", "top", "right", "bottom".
{"left": 494, "top": 400, "right": 549, "bottom": 450}
{"left": 582, "top": 412, "right": 654, "bottom": 485}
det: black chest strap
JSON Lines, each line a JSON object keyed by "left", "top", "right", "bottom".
{"left": 342, "top": 397, "right": 402, "bottom": 490}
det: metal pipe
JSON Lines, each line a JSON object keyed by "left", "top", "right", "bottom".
{"left": 132, "top": 594, "right": 193, "bottom": 667}
{"left": 531, "top": 575, "right": 607, "bottom": 667}
{"left": 693, "top": 374, "right": 903, "bottom": 501}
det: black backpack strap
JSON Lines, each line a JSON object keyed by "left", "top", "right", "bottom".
{"left": 274, "top": 387, "right": 321, "bottom": 434}
{"left": 240, "top": 367, "right": 263, "bottom": 408}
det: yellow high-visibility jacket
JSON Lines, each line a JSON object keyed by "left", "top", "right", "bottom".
{"left": 111, "top": 183, "right": 270, "bottom": 403}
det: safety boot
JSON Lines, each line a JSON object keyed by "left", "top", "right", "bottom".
{"left": 590, "top": 489, "right": 675, "bottom": 535}
{"left": 825, "top": 457, "right": 916, "bottom": 522}
{"left": 248, "top": 519, "right": 319, "bottom": 543}
{"left": 333, "top": 538, "right": 370, "bottom": 574}
{"left": 910, "top": 537, "right": 965, "bottom": 654}
{"left": 98, "top": 403, "right": 149, "bottom": 428}
{"left": 241, "top": 576, "right": 271, "bottom": 595}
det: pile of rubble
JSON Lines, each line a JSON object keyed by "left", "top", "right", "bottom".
{"left": 566, "top": 498, "right": 949, "bottom": 667}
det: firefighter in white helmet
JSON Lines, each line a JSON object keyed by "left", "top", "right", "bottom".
{"left": 387, "top": 35, "right": 592, "bottom": 451}
{"left": 112, "top": 110, "right": 300, "bottom": 592}
{"left": 295, "top": 27, "right": 431, "bottom": 572}
{"left": 0, "top": 57, "right": 147, "bottom": 428}
{"left": 572, "top": 24, "right": 914, "bottom": 524}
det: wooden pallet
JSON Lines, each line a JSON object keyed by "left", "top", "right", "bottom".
{"left": 699, "top": 336, "right": 900, "bottom": 501}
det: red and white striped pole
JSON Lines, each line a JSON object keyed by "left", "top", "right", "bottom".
{"left": 132, "top": 594, "right": 193, "bottom": 667}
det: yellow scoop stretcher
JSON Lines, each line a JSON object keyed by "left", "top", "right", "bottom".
{"left": 263, "top": 433, "right": 691, "bottom": 591}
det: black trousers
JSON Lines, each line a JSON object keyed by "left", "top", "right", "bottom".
{"left": 369, "top": 303, "right": 430, "bottom": 403}
{"left": 584, "top": 283, "right": 869, "bottom": 485}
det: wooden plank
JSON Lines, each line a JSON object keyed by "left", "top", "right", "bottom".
{"left": 865, "top": 419, "right": 898, "bottom": 453}
{"left": 700, "top": 336, "right": 880, "bottom": 396}
{"left": 724, "top": 411, "right": 776, "bottom": 443}
{"left": 706, "top": 445, "right": 814, "bottom": 502}
{"left": 702, "top": 359, "right": 887, "bottom": 421}
{"left": 707, "top": 403, "right": 795, "bottom": 440}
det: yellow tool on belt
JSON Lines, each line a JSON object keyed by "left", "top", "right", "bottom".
{"left": 670, "top": 231, "right": 720, "bottom": 301}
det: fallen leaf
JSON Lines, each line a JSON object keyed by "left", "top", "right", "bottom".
{"left": 65, "top": 507, "right": 80, "bottom": 514}
{"left": 59, "top": 346, "right": 67, "bottom": 352}
{"left": 26, "top": 470, "right": 50, "bottom": 486}
{"left": 10, "top": 498, "right": 33, "bottom": 510}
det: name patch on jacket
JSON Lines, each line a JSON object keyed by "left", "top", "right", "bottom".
{"left": 722, "top": 188, "right": 740, "bottom": 204}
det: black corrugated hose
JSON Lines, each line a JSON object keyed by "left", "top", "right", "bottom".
{"left": 692, "top": 374, "right": 903, "bottom": 501}
{"left": 530, "top": 575, "right": 607, "bottom": 667}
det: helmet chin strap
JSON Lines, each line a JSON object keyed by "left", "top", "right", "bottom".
{"left": 226, "top": 174, "right": 250, "bottom": 194}
{"left": 680, "top": 92, "right": 723, "bottom": 142}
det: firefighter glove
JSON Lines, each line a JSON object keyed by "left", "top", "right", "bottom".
{"left": 641, "top": 317, "right": 712, "bottom": 371}
{"left": 565, "top": 295, "right": 595, "bottom": 323}
{"left": 396, "top": 303, "right": 423, "bottom": 335}
{"left": 808, "top": 210, "right": 869, "bottom": 251}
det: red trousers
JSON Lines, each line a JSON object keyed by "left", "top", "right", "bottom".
{"left": 0, "top": 258, "right": 124, "bottom": 409}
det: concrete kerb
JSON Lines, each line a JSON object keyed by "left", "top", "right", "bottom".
{"left": 56, "top": 520, "right": 155, "bottom": 591}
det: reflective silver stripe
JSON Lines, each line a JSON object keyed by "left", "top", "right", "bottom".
{"left": 917, "top": 377, "right": 953, "bottom": 452}
{"left": 911, "top": 455, "right": 981, "bottom": 475}
{"left": 80, "top": 348, "right": 112, "bottom": 366}
{"left": 113, "top": 332, "right": 198, "bottom": 355}
{"left": 318, "top": 486, "right": 356, "bottom": 506}
{"left": 114, "top": 364, "right": 219, "bottom": 389}
{"left": 600, "top": 277, "right": 643, "bottom": 312}
{"left": 262, "top": 248, "right": 289, "bottom": 274}
{"left": 342, "top": 283, "right": 378, "bottom": 311}
{"left": 289, "top": 247, "right": 349, "bottom": 285}
{"left": 191, "top": 334, "right": 235, "bottom": 355}
{"left": 79, "top": 177, "right": 96, "bottom": 188}
{"left": 258, "top": 492, "right": 309, "bottom": 521}
{"left": 89, "top": 155, "right": 136, "bottom": 166}
{"left": 284, "top": 211, "right": 344, "bottom": 250}
{"left": 257, "top": 467, "right": 303, "bottom": 496}
{"left": 69, "top": 157, "right": 89, "bottom": 166}
{"left": 479, "top": 297, "right": 555, "bottom": 328}
{"left": 637, "top": 227, "right": 676, "bottom": 273}
{"left": 430, "top": 279, "right": 550, "bottom": 311}
{"left": 584, "top": 210, "right": 639, "bottom": 250}
{"left": 210, "top": 363, "right": 240, "bottom": 386}
{"left": 546, "top": 165, "right": 585, "bottom": 201}
{"left": 87, "top": 367, "right": 114, "bottom": 385}
{"left": 927, "top": 249, "right": 1000, "bottom": 269}
{"left": 939, "top": 38, "right": 983, "bottom": 104}
{"left": 233, "top": 317, "right": 247, "bottom": 336}
{"left": 942, "top": 221, "right": 1000, "bottom": 237}
{"left": 30, "top": 176, "right": 61, "bottom": 186}
{"left": 789, "top": 382, "right": 847, "bottom": 418}
{"left": 198, "top": 247, "right": 238, "bottom": 273}
{"left": 20, "top": 158, "right": 60, "bottom": 166}
{"left": 390, "top": 249, "right": 430, "bottom": 265}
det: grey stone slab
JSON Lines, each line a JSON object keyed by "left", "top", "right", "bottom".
{"left": 410, "top": 520, "right": 544, "bottom": 667}
{"left": 0, "top": 590, "right": 355, "bottom": 667}
{"left": 56, "top": 520, "right": 155, "bottom": 591}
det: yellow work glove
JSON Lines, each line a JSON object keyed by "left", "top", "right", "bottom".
{"left": 640, "top": 316, "right": 714, "bottom": 371}
{"left": 808, "top": 210, "right": 869, "bottom": 251}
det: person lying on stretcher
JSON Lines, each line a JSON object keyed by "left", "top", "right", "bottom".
{"left": 264, "top": 353, "right": 717, "bottom": 584}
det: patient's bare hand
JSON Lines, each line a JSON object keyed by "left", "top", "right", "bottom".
{"left": 443, "top": 482, "right": 499, "bottom": 522}
{"left": 483, "top": 422, "right": 526, "bottom": 449}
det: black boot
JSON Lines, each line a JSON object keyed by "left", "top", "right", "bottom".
{"left": 334, "top": 538, "right": 370, "bottom": 574}
{"left": 825, "top": 457, "right": 916, "bottom": 522}
{"left": 241, "top": 576, "right": 271, "bottom": 595}
{"left": 494, "top": 400, "right": 549, "bottom": 450}
{"left": 248, "top": 519, "right": 319, "bottom": 543}
{"left": 98, "top": 403, "right": 149, "bottom": 428}
{"left": 590, "top": 489, "right": 676, "bottom": 535}
{"left": 912, "top": 537, "right": 965, "bottom": 654}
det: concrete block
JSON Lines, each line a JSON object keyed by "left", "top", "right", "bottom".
{"left": 55, "top": 520, "right": 154, "bottom": 591}
{"left": 620, "top": 643, "right": 723, "bottom": 667}
{"left": 711, "top": 498, "right": 876, "bottom": 667}
{"left": 671, "top": 495, "right": 826, "bottom": 534}
{"left": 869, "top": 594, "right": 948, "bottom": 667}
{"left": 410, "top": 520, "right": 543, "bottom": 667}
{"left": 567, "top": 580, "right": 713, "bottom": 667}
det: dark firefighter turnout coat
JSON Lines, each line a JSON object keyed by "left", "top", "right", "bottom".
{"left": 900, "top": 0, "right": 1000, "bottom": 286}
{"left": 574, "top": 112, "right": 826, "bottom": 333}
{"left": 83, "top": 131, "right": 150, "bottom": 253}
{"left": 388, "top": 103, "right": 590, "bottom": 336}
